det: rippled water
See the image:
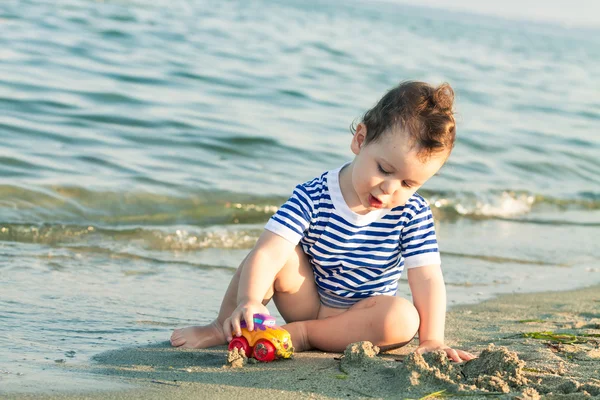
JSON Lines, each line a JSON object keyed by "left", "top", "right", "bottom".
{"left": 1, "top": 0, "right": 599, "bottom": 393}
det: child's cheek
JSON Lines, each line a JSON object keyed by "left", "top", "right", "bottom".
{"left": 372, "top": 177, "right": 384, "bottom": 189}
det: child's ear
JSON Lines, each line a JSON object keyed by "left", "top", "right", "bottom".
{"left": 351, "top": 123, "right": 367, "bottom": 155}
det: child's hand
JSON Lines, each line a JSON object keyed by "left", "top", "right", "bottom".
{"left": 223, "top": 299, "right": 270, "bottom": 342}
{"left": 416, "top": 340, "right": 476, "bottom": 362}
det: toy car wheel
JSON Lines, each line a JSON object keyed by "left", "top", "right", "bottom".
{"left": 228, "top": 336, "right": 250, "bottom": 357}
{"left": 252, "top": 339, "right": 276, "bottom": 362}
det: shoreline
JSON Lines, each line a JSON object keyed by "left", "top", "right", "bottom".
{"left": 8, "top": 283, "right": 600, "bottom": 399}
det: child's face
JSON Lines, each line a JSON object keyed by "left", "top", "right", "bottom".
{"left": 349, "top": 124, "right": 447, "bottom": 212}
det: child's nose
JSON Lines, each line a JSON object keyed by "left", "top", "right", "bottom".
{"left": 380, "top": 179, "right": 401, "bottom": 195}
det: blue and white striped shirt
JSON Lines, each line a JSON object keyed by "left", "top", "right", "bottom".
{"left": 264, "top": 164, "right": 441, "bottom": 308}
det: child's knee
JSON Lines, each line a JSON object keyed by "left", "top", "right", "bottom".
{"left": 381, "top": 297, "right": 420, "bottom": 343}
{"left": 273, "top": 245, "right": 313, "bottom": 294}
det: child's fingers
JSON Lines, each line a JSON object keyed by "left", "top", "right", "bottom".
{"left": 445, "top": 348, "right": 462, "bottom": 362}
{"left": 223, "top": 317, "right": 233, "bottom": 342}
{"left": 244, "top": 310, "right": 255, "bottom": 331}
{"left": 457, "top": 350, "right": 476, "bottom": 360}
{"left": 230, "top": 314, "right": 242, "bottom": 338}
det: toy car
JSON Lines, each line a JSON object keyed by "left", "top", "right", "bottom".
{"left": 227, "top": 313, "right": 294, "bottom": 362}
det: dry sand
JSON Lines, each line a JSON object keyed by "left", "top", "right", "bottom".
{"left": 9, "top": 284, "right": 600, "bottom": 399}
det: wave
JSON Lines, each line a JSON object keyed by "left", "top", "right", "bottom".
{"left": 0, "top": 222, "right": 263, "bottom": 252}
{"left": 0, "top": 184, "right": 280, "bottom": 227}
{"left": 1, "top": 185, "right": 599, "bottom": 228}
{"left": 424, "top": 189, "right": 600, "bottom": 222}
{"left": 1, "top": 185, "right": 599, "bottom": 257}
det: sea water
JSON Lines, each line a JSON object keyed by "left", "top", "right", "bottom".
{"left": 1, "top": 0, "right": 599, "bottom": 393}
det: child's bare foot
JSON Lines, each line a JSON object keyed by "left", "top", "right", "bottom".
{"left": 170, "top": 320, "right": 226, "bottom": 349}
{"left": 283, "top": 321, "right": 311, "bottom": 352}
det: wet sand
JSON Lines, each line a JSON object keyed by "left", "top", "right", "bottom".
{"left": 10, "top": 284, "right": 600, "bottom": 399}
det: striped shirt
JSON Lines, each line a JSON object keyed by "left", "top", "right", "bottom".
{"left": 264, "top": 164, "right": 441, "bottom": 308}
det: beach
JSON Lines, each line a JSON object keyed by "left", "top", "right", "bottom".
{"left": 8, "top": 283, "right": 599, "bottom": 400}
{"left": 1, "top": 0, "right": 599, "bottom": 397}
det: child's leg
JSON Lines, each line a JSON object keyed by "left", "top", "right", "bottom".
{"left": 169, "top": 254, "right": 249, "bottom": 349}
{"left": 170, "top": 246, "right": 321, "bottom": 348}
{"left": 284, "top": 295, "right": 420, "bottom": 353}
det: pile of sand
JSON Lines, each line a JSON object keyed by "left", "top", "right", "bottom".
{"left": 340, "top": 341, "right": 380, "bottom": 372}
{"left": 340, "top": 341, "right": 600, "bottom": 398}
{"left": 396, "top": 344, "right": 529, "bottom": 394}
{"left": 225, "top": 348, "right": 247, "bottom": 368}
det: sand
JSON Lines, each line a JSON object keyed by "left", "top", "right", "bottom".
{"left": 8, "top": 284, "right": 600, "bottom": 399}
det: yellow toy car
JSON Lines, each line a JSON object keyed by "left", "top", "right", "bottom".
{"left": 228, "top": 313, "right": 294, "bottom": 362}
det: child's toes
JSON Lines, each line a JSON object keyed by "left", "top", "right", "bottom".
{"left": 170, "top": 329, "right": 187, "bottom": 347}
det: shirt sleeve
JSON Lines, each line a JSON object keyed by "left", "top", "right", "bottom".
{"left": 264, "top": 184, "right": 313, "bottom": 245}
{"left": 400, "top": 200, "right": 441, "bottom": 268}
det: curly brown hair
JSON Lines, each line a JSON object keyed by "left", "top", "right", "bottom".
{"left": 352, "top": 81, "right": 456, "bottom": 160}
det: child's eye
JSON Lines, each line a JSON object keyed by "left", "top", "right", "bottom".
{"left": 377, "top": 164, "right": 391, "bottom": 175}
{"left": 402, "top": 181, "right": 412, "bottom": 188}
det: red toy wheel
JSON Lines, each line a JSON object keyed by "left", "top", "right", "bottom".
{"left": 228, "top": 336, "right": 250, "bottom": 357}
{"left": 252, "top": 339, "right": 276, "bottom": 362}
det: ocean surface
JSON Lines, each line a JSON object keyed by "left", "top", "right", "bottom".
{"left": 1, "top": 0, "right": 599, "bottom": 393}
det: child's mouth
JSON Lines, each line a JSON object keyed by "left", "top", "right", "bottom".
{"left": 368, "top": 194, "right": 383, "bottom": 208}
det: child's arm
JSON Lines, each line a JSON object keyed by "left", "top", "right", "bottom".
{"left": 223, "top": 230, "right": 296, "bottom": 341}
{"left": 407, "top": 264, "right": 475, "bottom": 362}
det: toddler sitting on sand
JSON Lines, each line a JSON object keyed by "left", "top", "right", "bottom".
{"left": 171, "top": 81, "right": 475, "bottom": 362}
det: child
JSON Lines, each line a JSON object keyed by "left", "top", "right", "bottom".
{"left": 171, "top": 81, "right": 475, "bottom": 362}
